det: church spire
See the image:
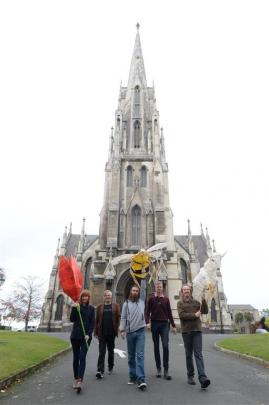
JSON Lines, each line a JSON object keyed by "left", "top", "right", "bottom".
{"left": 127, "top": 23, "right": 147, "bottom": 89}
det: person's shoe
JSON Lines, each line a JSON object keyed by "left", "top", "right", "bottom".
{"left": 128, "top": 378, "right": 136, "bottom": 385}
{"left": 137, "top": 381, "right": 147, "bottom": 390}
{"left": 96, "top": 371, "right": 104, "bottom": 379}
{"left": 72, "top": 379, "right": 78, "bottom": 389}
{"left": 187, "top": 376, "right": 196, "bottom": 385}
{"left": 164, "top": 369, "right": 172, "bottom": 380}
{"left": 156, "top": 368, "right": 162, "bottom": 378}
{"left": 108, "top": 368, "right": 113, "bottom": 375}
{"left": 200, "top": 377, "right": 210, "bottom": 389}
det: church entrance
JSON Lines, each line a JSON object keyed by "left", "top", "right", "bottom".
{"left": 115, "top": 269, "right": 155, "bottom": 309}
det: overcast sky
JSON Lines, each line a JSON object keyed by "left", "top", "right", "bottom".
{"left": 0, "top": 1, "right": 268, "bottom": 311}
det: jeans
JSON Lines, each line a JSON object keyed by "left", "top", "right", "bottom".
{"left": 126, "top": 327, "right": 145, "bottom": 382}
{"left": 182, "top": 331, "right": 207, "bottom": 381}
{"left": 71, "top": 338, "right": 89, "bottom": 380}
{"left": 151, "top": 321, "right": 170, "bottom": 370}
{"left": 97, "top": 334, "right": 115, "bottom": 373}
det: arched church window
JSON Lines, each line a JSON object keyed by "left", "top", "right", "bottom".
{"left": 211, "top": 298, "right": 217, "bottom": 322}
{"left": 127, "top": 165, "right": 133, "bottom": 187}
{"left": 134, "top": 85, "right": 140, "bottom": 103}
{"left": 154, "top": 119, "right": 158, "bottom": 132}
{"left": 134, "top": 120, "right": 141, "bottom": 148}
{"left": 180, "top": 258, "right": 188, "bottom": 284}
{"left": 54, "top": 294, "right": 64, "bottom": 321}
{"left": 140, "top": 166, "right": 147, "bottom": 187}
{"left": 132, "top": 205, "right": 141, "bottom": 246}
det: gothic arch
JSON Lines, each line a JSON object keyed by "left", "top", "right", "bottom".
{"left": 140, "top": 166, "right": 147, "bottom": 187}
{"left": 180, "top": 258, "right": 188, "bottom": 284}
{"left": 134, "top": 120, "right": 141, "bottom": 148}
{"left": 54, "top": 294, "right": 64, "bottom": 321}
{"left": 132, "top": 204, "right": 141, "bottom": 246}
{"left": 126, "top": 165, "right": 133, "bottom": 187}
{"left": 211, "top": 298, "right": 217, "bottom": 322}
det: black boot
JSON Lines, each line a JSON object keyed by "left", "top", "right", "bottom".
{"left": 156, "top": 368, "right": 162, "bottom": 378}
{"left": 187, "top": 376, "right": 196, "bottom": 385}
{"left": 164, "top": 369, "right": 172, "bottom": 380}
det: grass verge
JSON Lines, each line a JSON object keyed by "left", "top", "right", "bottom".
{"left": 0, "top": 331, "right": 69, "bottom": 380}
{"left": 217, "top": 334, "right": 269, "bottom": 362}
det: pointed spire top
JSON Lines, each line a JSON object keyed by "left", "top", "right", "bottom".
{"left": 127, "top": 24, "right": 147, "bottom": 89}
{"left": 81, "top": 217, "right": 86, "bottom": 235}
{"left": 205, "top": 227, "right": 212, "bottom": 249}
{"left": 187, "top": 218, "right": 192, "bottom": 238}
{"left": 200, "top": 223, "right": 205, "bottom": 237}
{"left": 212, "top": 239, "right": 216, "bottom": 253}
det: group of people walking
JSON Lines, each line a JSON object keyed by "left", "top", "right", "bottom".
{"left": 70, "top": 280, "right": 211, "bottom": 392}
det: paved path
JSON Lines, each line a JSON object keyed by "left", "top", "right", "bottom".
{"left": 1, "top": 333, "right": 268, "bottom": 405}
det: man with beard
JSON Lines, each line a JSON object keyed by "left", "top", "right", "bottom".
{"left": 177, "top": 284, "right": 211, "bottom": 389}
{"left": 119, "top": 279, "right": 147, "bottom": 390}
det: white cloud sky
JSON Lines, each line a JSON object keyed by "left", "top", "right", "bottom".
{"left": 0, "top": 0, "right": 268, "bottom": 311}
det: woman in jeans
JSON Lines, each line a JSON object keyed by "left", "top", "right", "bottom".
{"left": 70, "top": 289, "right": 95, "bottom": 391}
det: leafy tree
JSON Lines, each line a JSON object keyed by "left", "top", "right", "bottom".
{"left": 244, "top": 312, "right": 254, "bottom": 323}
{"left": 0, "top": 275, "right": 44, "bottom": 331}
{"left": 0, "top": 267, "right": 6, "bottom": 287}
{"left": 234, "top": 312, "right": 244, "bottom": 324}
{"left": 261, "top": 308, "right": 269, "bottom": 317}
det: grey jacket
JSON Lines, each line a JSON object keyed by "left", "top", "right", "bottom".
{"left": 119, "top": 279, "right": 147, "bottom": 334}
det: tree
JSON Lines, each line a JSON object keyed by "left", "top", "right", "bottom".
{"left": 0, "top": 267, "right": 6, "bottom": 287}
{"left": 0, "top": 275, "right": 44, "bottom": 331}
{"left": 261, "top": 308, "right": 269, "bottom": 318}
{"left": 234, "top": 312, "right": 244, "bottom": 324}
{"left": 244, "top": 312, "right": 254, "bottom": 323}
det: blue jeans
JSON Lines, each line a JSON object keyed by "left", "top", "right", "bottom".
{"left": 71, "top": 338, "right": 89, "bottom": 380}
{"left": 182, "top": 331, "right": 207, "bottom": 381}
{"left": 126, "top": 327, "right": 145, "bottom": 382}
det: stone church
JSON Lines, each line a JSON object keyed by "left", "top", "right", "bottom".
{"left": 39, "top": 25, "right": 231, "bottom": 332}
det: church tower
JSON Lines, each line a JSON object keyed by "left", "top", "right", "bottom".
{"left": 99, "top": 23, "right": 175, "bottom": 253}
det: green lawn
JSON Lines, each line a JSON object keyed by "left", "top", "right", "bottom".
{"left": 0, "top": 331, "right": 69, "bottom": 380}
{"left": 217, "top": 334, "right": 269, "bottom": 362}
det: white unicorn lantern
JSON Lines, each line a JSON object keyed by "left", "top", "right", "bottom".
{"left": 192, "top": 253, "right": 226, "bottom": 303}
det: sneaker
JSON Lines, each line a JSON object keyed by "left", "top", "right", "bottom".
{"left": 137, "top": 381, "right": 147, "bottom": 390}
{"left": 96, "top": 371, "right": 104, "bottom": 379}
{"left": 128, "top": 379, "right": 136, "bottom": 385}
{"left": 108, "top": 368, "right": 113, "bottom": 375}
{"left": 72, "top": 380, "right": 78, "bottom": 389}
{"left": 156, "top": 368, "right": 162, "bottom": 378}
{"left": 200, "top": 378, "right": 210, "bottom": 389}
{"left": 187, "top": 376, "right": 196, "bottom": 385}
{"left": 164, "top": 369, "right": 172, "bottom": 380}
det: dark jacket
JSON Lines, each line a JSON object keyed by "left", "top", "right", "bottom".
{"left": 70, "top": 304, "right": 95, "bottom": 340}
{"left": 145, "top": 295, "right": 176, "bottom": 327}
{"left": 177, "top": 298, "right": 208, "bottom": 333}
{"left": 94, "top": 303, "right": 120, "bottom": 339}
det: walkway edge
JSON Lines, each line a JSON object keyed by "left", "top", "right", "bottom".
{"left": 0, "top": 346, "right": 71, "bottom": 390}
{"left": 214, "top": 342, "right": 269, "bottom": 368}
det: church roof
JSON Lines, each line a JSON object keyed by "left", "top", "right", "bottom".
{"left": 228, "top": 304, "right": 258, "bottom": 311}
{"left": 65, "top": 234, "right": 98, "bottom": 257}
{"left": 174, "top": 235, "right": 208, "bottom": 267}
